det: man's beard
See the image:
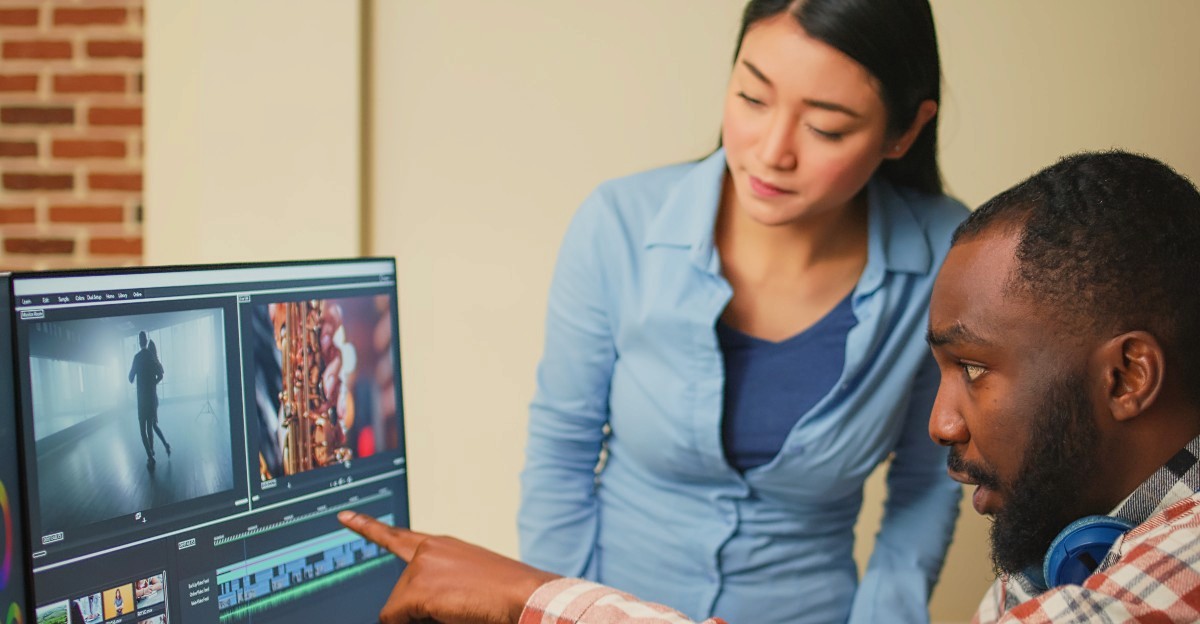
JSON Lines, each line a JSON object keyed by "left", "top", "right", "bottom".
{"left": 951, "top": 370, "right": 1102, "bottom": 576}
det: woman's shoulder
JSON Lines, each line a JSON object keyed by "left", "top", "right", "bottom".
{"left": 571, "top": 153, "right": 721, "bottom": 242}
{"left": 895, "top": 186, "right": 969, "bottom": 225}
{"left": 891, "top": 185, "right": 970, "bottom": 249}
{"left": 589, "top": 156, "right": 713, "bottom": 214}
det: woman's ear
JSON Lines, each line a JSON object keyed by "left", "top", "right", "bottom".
{"left": 884, "top": 99, "right": 938, "bottom": 160}
{"left": 1098, "top": 331, "right": 1165, "bottom": 422}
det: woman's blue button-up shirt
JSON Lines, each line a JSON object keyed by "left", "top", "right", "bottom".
{"left": 519, "top": 149, "right": 967, "bottom": 624}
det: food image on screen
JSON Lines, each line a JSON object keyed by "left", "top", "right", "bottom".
{"left": 253, "top": 296, "right": 399, "bottom": 481}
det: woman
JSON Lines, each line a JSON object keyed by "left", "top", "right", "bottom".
{"left": 518, "top": 1, "right": 964, "bottom": 622}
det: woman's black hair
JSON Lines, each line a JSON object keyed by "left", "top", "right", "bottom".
{"left": 734, "top": 0, "right": 943, "bottom": 194}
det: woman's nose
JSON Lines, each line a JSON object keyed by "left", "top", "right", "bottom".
{"left": 757, "top": 113, "right": 797, "bottom": 171}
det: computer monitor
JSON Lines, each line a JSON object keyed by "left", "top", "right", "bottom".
{"left": 3, "top": 258, "right": 409, "bottom": 624}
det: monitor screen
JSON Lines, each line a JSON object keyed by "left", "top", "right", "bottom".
{"left": 6, "top": 259, "right": 408, "bottom": 624}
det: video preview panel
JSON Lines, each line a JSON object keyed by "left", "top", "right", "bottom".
{"left": 251, "top": 295, "right": 401, "bottom": 486}
{"left": 26, "top": 309, "right": 236, "bottom": 535}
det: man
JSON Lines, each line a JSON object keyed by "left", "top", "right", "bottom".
{"left": 925, "top": 150, "right": 1200, "bottom": 622}
{"left": 129, "top": 330, "right": 164, "bottom": 468}
{"left": 339, "top": 150, "right": 1200, "bottom": 623}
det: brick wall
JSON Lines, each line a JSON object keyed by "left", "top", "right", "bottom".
{"left": 0, "top": 1, "right": 143, "bottom": 271}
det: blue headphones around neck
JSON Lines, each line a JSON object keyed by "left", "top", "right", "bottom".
{"left": 1028, "top": 515, "right": 1134, "bottom": 591}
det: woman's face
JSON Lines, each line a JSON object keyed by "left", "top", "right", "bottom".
{"left": 721, "top": 14, "right": 911, "bottom": 227}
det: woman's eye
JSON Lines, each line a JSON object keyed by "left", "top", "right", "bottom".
{"left": 737, "top": 91, "right": 765, "bottom": 106}
{"left": 809, "top": 126, "right": 844, "bottom": 141}
{"left": 961, "top": 363, "right": 986, "bottom": 382}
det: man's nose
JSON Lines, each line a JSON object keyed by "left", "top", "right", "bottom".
{"left": 928, "top": 389, "right": 968, "bottom": 447}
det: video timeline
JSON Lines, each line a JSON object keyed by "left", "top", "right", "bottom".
{"left": 213, "top": 516, "right": 393, "bottom": 621}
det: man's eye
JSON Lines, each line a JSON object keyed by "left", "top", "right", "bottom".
{"left": 962, "top": 363, "right": 986, "bottom": 382}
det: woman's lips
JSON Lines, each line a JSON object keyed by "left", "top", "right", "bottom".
{"left": 748, "top": 175, "right": 793, "bottom": 198}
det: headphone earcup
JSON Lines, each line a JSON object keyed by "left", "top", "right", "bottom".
{"left": 1043, "top": 515, "right": 1134, "bottom": 589}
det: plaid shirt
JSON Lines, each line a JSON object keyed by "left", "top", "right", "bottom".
{"left": 974, "top": 435, "right": 1200, "bottom": 623}
{"left": 520, "top": 437, "right": 1200, "bottom": 624}
{"left": 520, "top": 578, "right": 728, "bottom": 624}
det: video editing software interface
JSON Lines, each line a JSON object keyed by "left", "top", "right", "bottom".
{"left": 5, "top": 259, "right": 409, "bottom": 624}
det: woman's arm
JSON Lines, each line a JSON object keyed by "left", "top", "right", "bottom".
{"left": 519, "top": 189, "right": 619, "bottom": 577}
{"left": 848, "top": 352, "right": 962, "bottom": 624}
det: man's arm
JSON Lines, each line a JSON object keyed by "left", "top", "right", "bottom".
{"left": 521, "top": 579, "right": 727, "bottom": 624}
{"left": 340, "top": 512, "right": 725, "bottom": 624}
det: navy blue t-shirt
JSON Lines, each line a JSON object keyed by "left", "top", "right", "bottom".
{"left": 718, "top": 294, "right": 858, "bottom": 472}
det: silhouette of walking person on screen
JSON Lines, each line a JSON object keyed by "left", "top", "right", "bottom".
{"left": 129, "top": 330, "right": 165, "bottom": 469}
{"left": 147, "top": 339, "right": 171, "bottom": 458}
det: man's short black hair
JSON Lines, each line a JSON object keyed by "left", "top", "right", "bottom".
{"left": 953, "top": 150, "right": 1200, "bottom": 401}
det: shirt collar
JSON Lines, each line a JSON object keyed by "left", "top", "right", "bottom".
{"left": 1111, "top": 434, "right": 1200, "bottom": 526}
{"left": 642, "top": 148, "right": 934, "bottom": 284}
{"left": 644, "top": 149, "right": 726, "bottom": 274}
{"left": 855, "top": 175, "right": 932, "bottom": 299}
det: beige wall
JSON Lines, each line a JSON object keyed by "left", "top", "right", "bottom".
{"left": 144, "top": 0, "right": 361, "bottom": 264}
{"left": 935, "top": 1, "right": 1200, "bottom": 207}
{"left": 144, "top": 1, "right": 1200, "bottom": 622}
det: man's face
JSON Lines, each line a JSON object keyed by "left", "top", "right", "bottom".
{"left": 927, "top": 230, "right": 1103, "bottom": 574}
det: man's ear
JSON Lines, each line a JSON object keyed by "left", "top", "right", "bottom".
{"left": 1097, "top": 331, "right": 1165, "bottom": 422}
